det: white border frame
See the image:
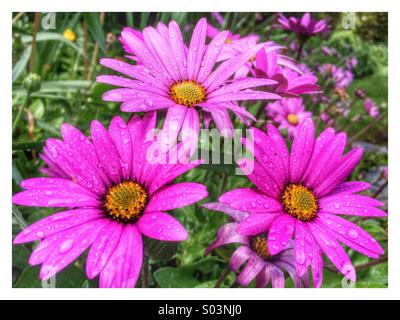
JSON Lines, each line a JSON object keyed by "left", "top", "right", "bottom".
{"left": 1, "top": 0, "right": 398, "bottom": 300}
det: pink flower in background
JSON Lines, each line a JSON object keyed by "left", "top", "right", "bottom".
{"left": 319, "top": 64, "right": 354, "bottom": 89}
{"left": 255, "top": 48, "right": 320, "bottom": 96}
{"left": 204, "top": 202, "right": 309, "bottom": 288}
{"left": 211, "top": 12, "right": 225, "bottom": 25}
{"left": 97, "top": 18, "right": 280, "bottom": 151}
{"left": 13, "top": 114, "right": 208, "bottom": 288}
{"left": 206, "top": 23, "right": 260, "bottom": 79}
{"left": 218, "top": 120, "right": 386, "bottom": 287}
{"left": 364, "top": 98, "right": 380, "bottom": 118}
{"left": 278, "top": 13, "right": 329, "bottom": 38}
{"left": 320, "top": 112, "right": 334, "bottom": 126}
{"left": 266, "top": 98, "right": 312, "bottom": 137}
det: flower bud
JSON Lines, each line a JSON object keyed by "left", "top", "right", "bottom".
{"left": 23, "top": 73, "right": 41, "bottom": 93}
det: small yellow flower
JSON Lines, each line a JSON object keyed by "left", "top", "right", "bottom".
{"left": 63, "top": 28, "right": 76, "bottom": 42}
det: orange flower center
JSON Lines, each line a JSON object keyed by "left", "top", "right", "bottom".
{"left": 250, "top": 234, "right": 270, "bottom": 260}
{"left": 169, "top": 80, "right": 206, "bottom": 107}
{"left": 104, "top": 181, "right": 148, "bottom": 223}
{"left": 281, "top": 184, "right": 318, "bottom": 221}
{"left": 287, "top": 113, "right": 299, "bottom": 126}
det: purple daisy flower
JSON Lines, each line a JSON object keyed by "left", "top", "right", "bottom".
{"left": 266, "top": 98, "right": 312, "bottom": 137}
{"left": 97, "top": 18, "right": 280, "bottom": 147}
{"left": 216, "top": 119, "right": 386, "bottom": 287}
{"left": 278, "top": 13, "right": 329, "bottom": 38}
{"left": 204, "top": 202, "right": 309, "bottom": 288}
{"left": 12, "top": 113, "right": 208, "bottom": 288}
{"left": 364, "top": 98, "right": 380, "bottom": 118}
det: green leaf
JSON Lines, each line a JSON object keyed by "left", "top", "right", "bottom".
{"left": 14, "top": 264, "right": 87, "bottom": 288}
{"left": 21, "top": 33, "right": 84, "bottom": 56}
{"left": 153, "top": 267, "right": 200, "bottom": 288}
{"left": 12, "top": 45, "right": 31, "bottom": 82}
{"left": 144, "top": 237, "right": 178, "bottom": 261}
{"left": 83, "top": 13, "right": 106, "bottom": 55}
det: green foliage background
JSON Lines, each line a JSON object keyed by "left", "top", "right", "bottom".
{"left": 12, "top": 12, "right": 388, "bottom": 288}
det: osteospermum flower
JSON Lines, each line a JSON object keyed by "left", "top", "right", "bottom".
{"left": 278, "top": 13, "right": 329, "bottom": 38}
{"left": 97, "top": 18, "right": 280, "bottom": 148}
{"left": 217, "top": 119, "right": 386, "bottom": 287}
{"left": 12, "top": 113, "right": 208, "bottom": 288}
{"left": 255, "top": 48, "right": 320, "bottom": 97}
{"left": 364, "top": 98, "right": 380, "bottom": 118}
{"left": 266, "top": 98, "right": 312, "bottom": 137}
{"left": 204, "top": 202, "right": 309, "bottom": 288}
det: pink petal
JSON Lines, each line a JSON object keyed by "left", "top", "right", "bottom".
{"left": 168, "top": 21, "right": 188, "bottom": 79}
{"left": 293, "top": 220, "right": 311, "bottom": 277}
{"left": 180, "top": 108, "right": 200, "bottom": 158}
{"left": 187, "top": 17, "right": 207, "bottom": 81}
{"left": 237, "top": 213, "right": 280, "bottom": 236}
{"left": 316, "top": 213, "right": 384, "bottom": 258}
{"left": 208, "top": 78, "right": 277, "bottom": 99}
{"left": 39, "top": 219, "right": 109, "bottom": 280}
{"left": 219, "top": 188, "right": 282, "bottom": 213}
{"left": 206, "top": 222, "right": 249, "bottom": 255}
{"left": 330, "top": 181, "right": 372, "bottom": 195}
{"left": 13, "top": 179, "right": 101, "bottom": 208}
{"left": 228, "top": 245, "right": 253, "bottom": 272}
{"left": 44, "top": 139, "right": 108, "bottom": 195}
{"left": 14, "top": 208, "right": 103, "bottom": 244}
{"left": 158, "top": 104, "right": 188, "bottom": 150}
{"left": 314, "top": 147, "right": 363, "bottom": 197}
{"left": 237, "top": 257, "right": 264, "bottom": 287}
{"left": 270, "top": 267, "right": 285, "bottom": 288}
{"left": 309, "top": 222, "right": 356, "bottom": 282}
{"left": 267, "top": 214, "right": 295, "bottom": 255}
{"left": 108, "top": 116, "right": 133, "bottom": 181}
{"left": 289, "top": 119, "right": 315, "bottom": 183}
{"left": 236, "top": 158, "right": 281, "bottom": 199}
{"left": 99, "top": 224, "right": 143, "bottom": 288}
{"left": 90, "top": 120, "right": 122, "bottom": 184}
{"left": 205, "top": 44, "right": 264, "bottom": 92}
{"left": 146, "top": 182, "right": 208, "bottom": 212}
{"left": 60, "top": 124, "right": 111, "bottom": 190}
{"left": 142, "top": 27, "right": 180, "bottom": 82}
{"left": 266, "top": 124, "right": 290, "bottom": 179}
{"left": 86, "top": 222, "right": 124, "bottom": 279}
{"left": 303, "top": 132, "right": 347, "bottom": 189}
{"left": 146, "top": 159, "right": 204, "bottom": 195}
{"left": 202, "top": 202, "right": 248, "bottom": 222}
{"left": 119, "top": 29, "right": 171, "bottom": 86}
{"left": 207, "top": 90, "right": 280, "bottom": 103}
{"left": 197, "top": 30, "right": 229, "bottom": 83}
{"left": 99, "top": 58, "right": 166, "bottom": 90}
{"left": 136, "top": 211, "right": 188, "bottom": 241}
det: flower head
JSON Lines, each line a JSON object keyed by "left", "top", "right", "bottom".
{"left": 63, "top": 28, "right": 77, "bottom": 42}
{"left": 214, "top": 120, "right": 386, "bottom": 287}
{"left": 255, "top": 48, "right": 320, "bottom": 96}
{"left": 13, "top": 114, "right": 208, "bottom": 288}
{"left": 97, "top": 18, "right": 280, "bottom": 148}
{"left": 204, "top": 202, "right": 309, "bottom": 288}
{"left": 364, "top": 98, "right": 380, "bottom": 118}
{"left": 278, "top": 13, "right": 329, "bottom": 38}
{"left": 266, "top": 98, "right": 312, "bottom": 137}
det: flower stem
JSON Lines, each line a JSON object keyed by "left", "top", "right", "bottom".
{"left": 214, "top": 267, "right": 230, "bottom": 288}
{"left": 12, "top": 92, "right": 30, "bottom": 136}
{"left": 373, "top": 181, "right": 388, "bottom": 198}
{"left": 348, "top": 111, "right": 387, "bottom": 145}
{"left": 141, "top": 254, "right": 149, "bottom": 288}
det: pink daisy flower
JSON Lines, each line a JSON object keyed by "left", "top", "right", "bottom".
{"left": 204, "top": 202, "right": 309, "bottom": 288}
{"left": 364, "top": 98, "right": 380, "bottom": 118}
{"left": 266, "top": 98, "right": 312, "bottom": 137}
{"left": 12, "top": 113, "right": 208, "bottom": 288}
{"left": 278, "top": 13, "right": 329, "bottom": 38}
{"left": 255, "top": 48, "right": 320, "bottom": 97}
{"left": 217, "top": 120, "right": 386, "bottom": 287}
{"left": 97, "top": 18, "right": 280, "bottom": 147}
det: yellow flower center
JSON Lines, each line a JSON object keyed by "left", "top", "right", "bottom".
{"left": 104, "top": 181, "right": 148, "bottom": 223}
{"left": 287, "top": 113, "right": 299, "bottom": 126}
{"left": 63, "top": 28, "right": 77, "bottom": 42}
{"left": 250, "top": 234, "right": 270, "bottom": 260}
{"left": 225, "top": 38, "right": 233, "bottom": 44}
{"left": 281, "top": 184, "right": 318, "bottom": 221}
{"left": 169, "top": 80, "right": 206, "bottom": 107}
